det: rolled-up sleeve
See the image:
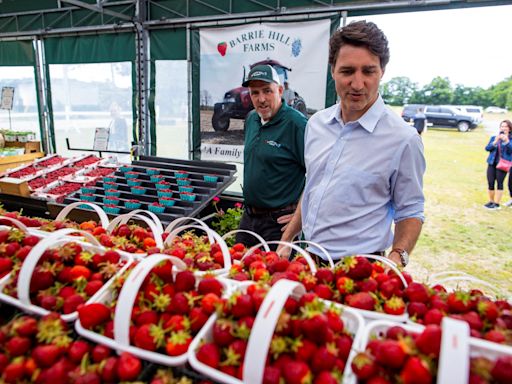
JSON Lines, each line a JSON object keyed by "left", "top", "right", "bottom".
{"left": 391, "top": 134, "right": 426, "bottom": 223}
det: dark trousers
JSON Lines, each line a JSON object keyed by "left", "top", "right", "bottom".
{"left": 487, "top": 164, "right": 507, "bottom": 190}
{"left": 235, "top": 208, "right": 295, "bottom": 250}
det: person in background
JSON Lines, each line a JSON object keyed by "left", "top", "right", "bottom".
{"left": 484, "top": 120, "right": 512, "bottom": 210}
{"left": 236, "top": 65, "right": 307, "bottom": 248}
{"left": 283, "top": 81, "right": 295, "bottom": 106}
{"left": 108, "top": 102, "right": 129, "bottom": 152}
{"left": 280, "top": 20, "right": 425, "bottom": 268}
{"left": 413, "top": 107, "right": 427, "bottom": 135}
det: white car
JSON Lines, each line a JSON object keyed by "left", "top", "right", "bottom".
{"left": 485, "top": 106, "right": 508, "bottom": 114}
{"left": 455, "top": 106, "right": 483, "bottom": 124}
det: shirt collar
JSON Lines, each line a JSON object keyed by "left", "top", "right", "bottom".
{"left": 261, "top": 98, "right": 288, "bottom": 127}
{"left": 323, "top": 95, "right": 386, "bottom": 133}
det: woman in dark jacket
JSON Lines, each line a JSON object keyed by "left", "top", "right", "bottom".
{"left": 484, "top": 119, "right": 512, "bottom": 209}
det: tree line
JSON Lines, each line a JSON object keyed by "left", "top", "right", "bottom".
{"left": 380, "top": 75, "right": 512, "bottom": 108}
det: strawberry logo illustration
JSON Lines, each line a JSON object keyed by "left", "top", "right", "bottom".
{"left": 217, "top": 42, "right": 227, "bottom": 56}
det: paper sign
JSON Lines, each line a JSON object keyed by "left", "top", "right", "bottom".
{"left": 1, "top": 87, "right": 15, "bottom": 110}
{"left": 93, "top": 127, "right": 110, "bottom": 151}
{"left": 201, "top": 143, "right": 244, "bottom": 163}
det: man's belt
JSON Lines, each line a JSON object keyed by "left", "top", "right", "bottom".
{"left": 245, "top": 203, "right": 298, "bottom": 216}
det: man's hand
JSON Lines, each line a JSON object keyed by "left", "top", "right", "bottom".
{"left": 277, "top": 213, "right": 294, "bottom": 232}
{"left": 388, "top": 250, "right": 402, "bottom": 267}
{"left": 276, "top": 243, "right": 292, "bottom": 259}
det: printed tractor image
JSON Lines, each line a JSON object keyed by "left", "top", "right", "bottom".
{"left": 211, "top": 59, "right": 307, "bottom": 131}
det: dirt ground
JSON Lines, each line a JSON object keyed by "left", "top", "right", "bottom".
{"left": 200, "top": 110, "right": 244, "bottom": 145}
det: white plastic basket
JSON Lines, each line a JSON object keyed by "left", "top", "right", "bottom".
{"left": 75, "top": 253, "right": 232, "bottom": 365}
{"left": 163, "top": 224, "right": 232, "bottom": 276}
{"left": 189, "top": 279, "right": 365, "bottom": 384}
{"left": 0, "top": 228, "right": 133, "bottom": 322}
{"left": 164, "top": 217, "right": 213, "bottom": 244}
{"left": 55, "top": 201, "right": 110, "bottom": 229}
{"left": 428, "top": 271, "right": 504, "bottom": 299}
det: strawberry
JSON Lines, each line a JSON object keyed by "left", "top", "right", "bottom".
{"left": 335, "top": 276, "right": 354, "bottom": 295}
{"left": 263, "top": 366, "right": 281, "bottom": 384}
{"left": 174, "top": 270, "right": 196, "bottom": 292}
{"left": 282, "top": 361, "right": 312, "bottom": 384}
{"left": 3, "top": 357, "right": 26, "bottom": 383}
{"left": 463, "top": 311, "right": 484, "bottom": 331}
{"left": 231, "top": 293, "right": 254, "bottom": 318}
{"left": 117, "top": 352, "right": 141, "bottom": 381}
{"left": 310, "top": 345, "right": 337, "bottom": 373}
{"left": 386, "top": 325, "right": 408, "bottom": 340}
{"left": 301, "top": 313, "right": 329, "bottom": 344}
{"left": 152, "top": 260, "right": 173, "bottom": 283}
{"left": 484, "top": 329, "right": 506, "bottom": 344}
{"left": 404, "top": 282, "right": 430, "bottom": 303}
{"left": 99, "top": 233, "right": 115, "bottom": 247}
{"left": 477, "top": 300, "right": 499, "bottom": 323}
{"left": 313, "top": 371, "right": 338, "bottom": 384}
{"left": 0, "top": 257, "right": 13, "bottom": 276}
{"left": 165, "top": 330, "right": 192, "bottom": 356}
{"left": 491, "top": 355, "right": 512, "bottom": 383}
{"left": 100, "top": 356, "right": 119, "bottom": 382}
{"left": 315, "top": 268, "right": 334, "bottom": 284}
{"left": 357, "top": 278, "right": 378, "bottom": 293}
{"left": 196, "top": 342, "right": 220, "bottom": 368}
{"left": 84, "top": 280, "right": 103, "bottom": 296}
{"left": 212, "top": 319, "right": 235, "bottom": 347}
{"left": 15, "top": 245, "right": 32, "bottom": 261}
{"left": 346, "top": 292, "right": 375, "bottom": 311}
{"left": 74, "top": 372, "right": 101, "bottom": 384}
{"left": 189, "top": 307, "right": 209, "bottom": 333}
{"left": 134, "top": 310, "right": 159, "bottom": 326}
{"left": 400, "top": 356, "right": 433, "bottom": 384}
{"left": 6, "top": 336, "right": 31, "bottom": 357}
{"left": 31, "top": 344, "right": 62, "bottom": 367}
{"left": 201, "top": 293, "right": 221, "bottom": 315}
{"left": 12, "top": 316, "right": 38, "bottom": 337}
{"left": 424, "top": 308, "right": 444, "bottom": 325}
{"left": 70, "top": 265, "right": 91, "bottom": 280}
{"left": 416, "top": 324, "right": 442, "bottom": 358}
{"left": 408, "top": 301, "right": 428, "bottom": 319}
{"left": 91, "top": 344, "right": 111, "bottom": 363}
{"left": 62, "top": 293, "right": 85, "bottom": 314}
{"left": 134, "top": 324, "right": 165, "bottom": 351}
{"left": 383, "top": 296, "right": 406, "bottom": 315}
{"left": 68, "top": 340, "right": 90, "bottom": 364}
{"left": 78, "top": 303, "right": 111, "bottom": 329}
{"left": 335, "top": 333, "right": 353, "bottom": 361}
{"left": 375, "top": 340, "right": 407, "bottom": 369}
{"left": 293, "top": 338, "right": 317, "bottom": 362}
{"left": 58, "top": 286, "right": 77, "bottom": 299}
{"left": 346, "top": 256, "right": 373, "bottom": 280}
{"left": 447, "top": 291, "right": 471, "bottom": 313}
{"left": 379, "top": 279, "right": 401, "bottom": 299}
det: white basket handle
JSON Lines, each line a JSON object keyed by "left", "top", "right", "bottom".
{"left": 243, "top": 280, "right": 305, "bottom": 383}
{"left": 221, "top": 230, "right": 270, "bottom": 252}
{"left": 55, "top": 202, "right": 110, "bottom": 229}
{"left": 0, "top": 215, "right": 30, "bottom": 233}
{"left": 428, "top": 271, "right": 471, "bottom": 284}
{"left": 164, "top": 225, "right": 231, "bottom": 270}
{"left": 341, "top": 254, "right": 409, "bottom": 288}
{"left": 243, "top": 241, "right": 318, "bottom": 274}
{"left": 114, "top": 254, "right": 187, "bottom": 347}
{"left": 291, "top": 240, "right": 334, "bottom": 268}
{"left": 164, "top": 217, "right": 213, "bottom": 244}
{"left": 115, "top": 209, "right": 164, "bottom": 234}
{"left": 107, "top": 213, "right": 164, "bottom": 249}
{"left": 429, "top": 276, "right": 501, "bottom": 297}
{"left": 17, "top": 228, "right": 104, "bottom": 306}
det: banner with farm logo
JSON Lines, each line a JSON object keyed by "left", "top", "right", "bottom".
{"left": 199, "top": 19, "right": 331, "bottom": 149}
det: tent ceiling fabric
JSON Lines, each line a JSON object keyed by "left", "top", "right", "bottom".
{"left": 0, "top": 0, "right": 509, "bottom": 36}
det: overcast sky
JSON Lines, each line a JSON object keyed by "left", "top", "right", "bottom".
{"left": 348, "top": 4, "right": 512, "bottom": 88}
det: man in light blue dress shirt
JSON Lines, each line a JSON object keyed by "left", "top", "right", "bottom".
{"left": 280, "top": 20, "right": 425, "bottom": 267}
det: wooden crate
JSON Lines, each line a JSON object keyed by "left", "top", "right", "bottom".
{"left": 0, "top": 152, "right": 44, "bottom": 173}
{"left": 5, "top": 141, "right": 41, "bottom": 154}
{"left": 0, "top": 177, "right": 31, "bottom": 197}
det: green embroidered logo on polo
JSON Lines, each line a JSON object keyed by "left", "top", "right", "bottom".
{"left": 266, "top": 140, "right": 281, "bottom": 148}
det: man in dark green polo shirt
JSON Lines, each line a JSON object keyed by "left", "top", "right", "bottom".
{"left": 236, "top": 64, "right": 307, "bottom": 248}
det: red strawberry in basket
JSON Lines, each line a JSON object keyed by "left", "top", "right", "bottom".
{"left": 374, "top": 339, "right": 407, "bottom": 369}
{"left": 198, "top": 276, "right": 224, "bottom": 297}
{"left": 174, "top": 270, "right": 196, "bottom": 292}
{"left": 383, "top": 296, "right": 406, "bottom": 315}
{"left": 11, "top": 316, "right": 38, "bottom": 337}
{"left": 346, "top": 291, "right": 376, "bottom": 311}
{"left": 78, "top": 302, "right": 111, "bottom": 329}
{"left": 31, "top": 344, "right": 63, "bottom": 367}
{"left": 165, "top": 330, "right": 192, "bottom": 356}
{"left": 196, "top": 342, "right": 220, "bottom": 369}
{"left": 282, "top": 361, "right": 312, "bottom": 384}
{"left": 404, "top": 282, "right": 431, "bottom": 303}
{"left": 447, "top": 291, "right": 472, "bottom": 313}
{"left": 415, "top": 324, "right": 442, "bottom": 358}
{"left": 6, "top": 336, "right": 31, "bottom": 357}
{"left": 116, "top": 352, "right": 142, "bottom": 382}
{"left": 400, "top": 356, "right": 433, "bottom": 384}
{"left": 346, "top": 256, "right": 373, "bottom": 280}
{"left": 491, "top": 355, "right": 512, "bottom": 383}
{"left": 134, "top": 323, "right": 165, "bottom": 351}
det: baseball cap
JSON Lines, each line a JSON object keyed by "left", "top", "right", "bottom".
{"left": 242, "top": 65, "right": 281, "bottom": 87}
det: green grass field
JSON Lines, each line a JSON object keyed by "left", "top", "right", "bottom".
{"left": 405, "top": 124, "right": 512, "bottom": 297}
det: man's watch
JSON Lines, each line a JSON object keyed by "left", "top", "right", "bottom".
{"left": 391, "top": 248, "right": 409, "bottom": 267}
